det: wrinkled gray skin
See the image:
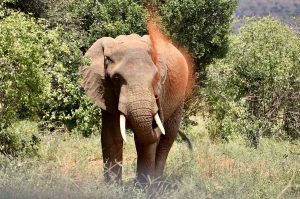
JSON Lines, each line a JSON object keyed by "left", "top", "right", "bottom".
{"left": 80, "top": 34, "right": 190, "bottom": 185}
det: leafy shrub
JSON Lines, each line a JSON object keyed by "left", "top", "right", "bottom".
{"left": 42, "top": 83, "right": 101, "bottom": 137}
{"left": 158, "top": 0, "right": 238, "bottom": 73}
{"left": 205, "top": 17, "right": 300, "bottom": 145}
{"left": 46, "top": 0, "right": 147, "bottom": 52}
{"left": 0, "top": 12, "right": 53, "bottom": 129}
{"left": 0, "top": 121, "right": 41, "bottom": 157}
{"left": 37, "top": 25, "right": 101, "bottom": 137}
{"left": 0, "top": 10, "right": 101, "bottom": 136}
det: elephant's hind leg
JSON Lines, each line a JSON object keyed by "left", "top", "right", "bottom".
{"left": 101, "top": 110, "right": 123, "bottom": 184}
{"left": 155, "top": 106, "right": 183, "bottom": 178}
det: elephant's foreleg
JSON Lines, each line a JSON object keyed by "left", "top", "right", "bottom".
{"left": 101, "top": 110, "right": 123, "bottom": 184}
{"left": 155, "top": 106, "right": 183, "bottom": 178}
{"left": 134, "top": 140, "right": 158, "bottom": 185}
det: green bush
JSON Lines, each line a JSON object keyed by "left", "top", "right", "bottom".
{"left": 0, "top": 12, "right": 52, "bottom": 129}
{"left": 38, "top": 27, "right": 101, "bottom": 136}
{"left": 0, "top": 10, "right": 101, "bottom": 137}
{"left": 46, "top": 0, "right": 147, "bottom": 51}
{"left": 205, "top": 17, "right": 300, "bottom": 145}
{"left": 36, "top": 26, "right": 101, "bottom": 136}
{"left": 0, "top": 121, "right": 41, "bottom": 157}
{"left": 158, "top": 0, "right": 238, "bottom": 73}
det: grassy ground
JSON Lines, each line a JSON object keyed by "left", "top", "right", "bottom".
{"left": 0, "top": 121, "right": 299, "bottom": 199}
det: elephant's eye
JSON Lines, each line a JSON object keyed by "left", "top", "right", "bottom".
{"left": 104, "top": 56, "right": 113, "bottom": 65}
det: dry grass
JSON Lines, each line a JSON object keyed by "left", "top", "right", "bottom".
{"left": 0, "top": 121, "right": 299, "bottom": 198}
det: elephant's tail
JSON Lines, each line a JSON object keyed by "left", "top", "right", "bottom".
{"left": 178, "top": 130, "right": 193, "bottom": 151}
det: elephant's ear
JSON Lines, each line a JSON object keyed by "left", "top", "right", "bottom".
{"left": 79, "top": 38, "right": 117, "bottom": 113}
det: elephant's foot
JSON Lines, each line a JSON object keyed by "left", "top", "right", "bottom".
{"left": 103, "top": 161, "right": 123, "bottom": 185}
{"left": 133, "top": 178, "right": 162, "bottom": 199}
{"left": 133, "top": 178, "right": 173, "bottom": 199}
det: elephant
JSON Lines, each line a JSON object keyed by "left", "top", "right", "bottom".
{"left": 80, "top": 31, "right": 194, "bottom": 185}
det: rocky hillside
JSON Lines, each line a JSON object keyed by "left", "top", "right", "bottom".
{"left": 235, "top": 0, "right": 300, "bottom": 29}
{"left": 236, "top": 0, "right": 300, "bottom": 17}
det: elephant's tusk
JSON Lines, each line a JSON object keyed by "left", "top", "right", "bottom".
{"left": 120, "top": 114, "right": 127, "bottom": 143}
{"left": 154, "top": 113, "right": 165, "bottom": 135}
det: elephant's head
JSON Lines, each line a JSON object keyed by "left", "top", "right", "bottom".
{"left": 80, "top": 34, "right": 165, "bottom": 144}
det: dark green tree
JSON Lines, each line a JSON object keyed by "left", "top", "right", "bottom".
{"left": 1, "top": 0, "right": 49, "bottom": 18}
{"left": 158, "top": 0, "right": 238, "bottom": 74}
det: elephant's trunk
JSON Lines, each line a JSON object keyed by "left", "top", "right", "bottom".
{"left": 118, "top": 85, "right": 164, "bottom": 144}
{"left": 118, "top": 86, "right": 165, "bottom": 182}
{"left": 120, "top": 111, "right": 165, "bottom": 144}
{"left": 128, "top": 102, "right": 158, "bottom": 145}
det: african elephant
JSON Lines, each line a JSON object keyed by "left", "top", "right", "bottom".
{"left": 80, "top": 31, "right": 193, "bottom": 184}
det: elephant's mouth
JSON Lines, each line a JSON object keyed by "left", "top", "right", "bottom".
{"left": 152, "top": 117, "right": 158, "bottom": 129}
{"left": 119, "top": 112, "right": 165, "bottom": 143}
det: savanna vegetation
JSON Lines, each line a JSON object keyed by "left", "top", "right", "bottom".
{"left": 0, "top": 0, "right": 299, "bottom": 198}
